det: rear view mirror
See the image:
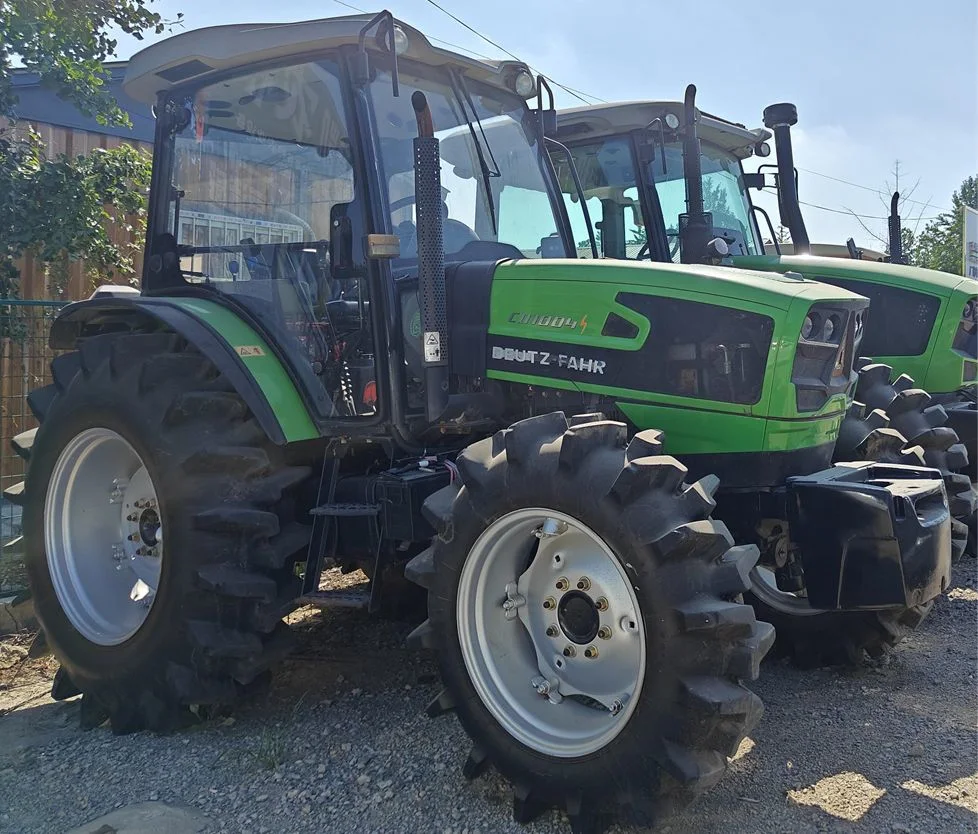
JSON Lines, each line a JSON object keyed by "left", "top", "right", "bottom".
{"left": 743, "top": 172, "right": 766, "bottom": 190}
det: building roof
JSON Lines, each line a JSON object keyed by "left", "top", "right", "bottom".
{"left": 9, "top": 63, "right": 154, "bottom": 142}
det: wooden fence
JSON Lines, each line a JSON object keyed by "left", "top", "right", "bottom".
{"left": 1, "top": 121, "right": 151, "bottom": 592}
{"left": 9, "top": 120, "right": 152, "bottom": 301}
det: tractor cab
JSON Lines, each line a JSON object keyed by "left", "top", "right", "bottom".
{"left": 554, "top": 99, "right": 770, "bottom": 262}
{"left": 126, "top": 12, "right": 570, "bottom": 433}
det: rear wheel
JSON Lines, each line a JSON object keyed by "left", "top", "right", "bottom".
{"left": 407, "top": 413, "right": 773, "bottom": 832}
{"left": 22, "top": 333, "right": 312, "bottom": 732}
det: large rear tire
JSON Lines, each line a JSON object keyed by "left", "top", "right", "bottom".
{"left": 406, "top": 413, "right": 773, "bottom": 832}
{"left": 21, "top": 333, "right": 312, "bottom": 732}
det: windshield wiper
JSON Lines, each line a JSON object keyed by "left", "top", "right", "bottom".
{"left": 454, "top": 74, "right": 499, "bottom": 235}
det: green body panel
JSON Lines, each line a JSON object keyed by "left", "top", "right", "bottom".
{"left": 168, "top": 298, "right": 318, "bottom": 443}
{"left": 733, "top": 255, "right": 978, "bottom": 394}
{"left": 487, "top": 259, "right": 863, "bottom": 454}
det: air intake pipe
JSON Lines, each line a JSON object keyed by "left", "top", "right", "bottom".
{"left": 412, "top": 91, "right": 449, "bottom": 422}
{"left": 679, "top": 84, "right": 714, "bottom": 264}
{"left": 763, "top": 102, "right": 810, "bottom": 254}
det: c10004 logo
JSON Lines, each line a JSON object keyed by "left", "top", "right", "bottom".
{"left": 491, "top": 345, "right": 606, "bottom": 375}
{"left": 508, "top": 312, "right": 588, "bottom": 332}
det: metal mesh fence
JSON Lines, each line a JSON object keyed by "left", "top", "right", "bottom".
{"left": 0, "top": 300, "right": 66, "bottom": 596}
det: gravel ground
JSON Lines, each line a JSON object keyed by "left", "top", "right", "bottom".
{"left": 1, "top": 563, "right": 976, "bottom": 834}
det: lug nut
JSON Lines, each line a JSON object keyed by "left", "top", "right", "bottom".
{"left": 555, "top": 577, "right": 569, "bottom": 591}
{"left": 128, "top": 533, "right": 140, "bottom": 542}
{"left": 127, "top": 513, "right": 138, "bottom": 522}
{"left": 584, "top": 646, "right": 598, "bottom": 659}
{"left": 576, "top": 577, "right": 591, "bottom": 591}
{"left": 545, "top": 625, "right": 558, "bottom": 637}
{"left": 596, "top": 597, "right": 608, "bottom": 611}
{"left": 562, "top": 645, "right": 576, "bottom": 658}
{"left": 598, "top": 626, "right": 612, "bottom": 640}
{"left": 543, "top": 597, "right": 556, "bottom": 610}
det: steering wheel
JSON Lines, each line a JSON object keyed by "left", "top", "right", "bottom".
{"left": 388, "top": 194, "right": 479, "bottom": 257}
{"left": 633, "top": 234, "right": 680, "bottom": 261}
{"left": 666, "top": 231, "right": 681, "bottom": 260}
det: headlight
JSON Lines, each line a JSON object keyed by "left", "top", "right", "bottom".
{"left": 801, "top": 314, "right": 816, "bottom": 340}
{"left": 822, "top": 315, "right": 837, "bottom": 342}
{"left": 512, "top": 69, "right": 535, "bottom": 98}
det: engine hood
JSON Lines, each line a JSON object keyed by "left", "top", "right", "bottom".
{"left": 492, "top": 258, "right": 868, "bottom": 311}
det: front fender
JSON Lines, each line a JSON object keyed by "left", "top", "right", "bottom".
{"left": 50, "top": 296, "right": 318, "bottom": 445}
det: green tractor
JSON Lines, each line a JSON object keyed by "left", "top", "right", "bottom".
{"left": 552, "top": 90, "right": 976, "bottom": 562}
{"left": 11, "top": 13, "right": 952, "bottom": 831}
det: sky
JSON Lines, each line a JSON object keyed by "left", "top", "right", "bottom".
{"left": 109, "top": 0, "right": 978, "bottom": 249}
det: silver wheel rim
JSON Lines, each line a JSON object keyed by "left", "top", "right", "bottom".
{"left": 749, "top": 565, "right": 825, "bottom": 616}
{"left": 45, "top": 428, "right": 163, "bottom": 645}
{"left": 457, "top": 508, "right": 646, "bottom": 757}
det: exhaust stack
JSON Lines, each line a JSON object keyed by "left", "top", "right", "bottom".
{"left": 412, "top": 91, "right": 449, "bottom": 422}
{"left": 678, "top": 84, "right": 713, "bottom": 264}
{"left": 763, "top": 102, "right": 810, "bottom": 254}
{"left": 888, "top": 192, "right": 904, "bottom": 264}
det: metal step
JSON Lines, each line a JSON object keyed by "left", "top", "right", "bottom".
{"left": 309, "top": 503, "right": 380, "bottom": 517}
{"left": 297, "top": 588, "right": 370, "bottom": 610}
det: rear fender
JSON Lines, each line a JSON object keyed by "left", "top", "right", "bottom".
{"left": 49, "top": 297, "right": 319, "bottom": 445}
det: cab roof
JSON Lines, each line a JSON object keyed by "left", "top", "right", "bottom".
{"left": 555, "top": 100, "right": 768, "bottom": 159}
{"left": 123, "top": 12, "right": 529, "bottom": 104}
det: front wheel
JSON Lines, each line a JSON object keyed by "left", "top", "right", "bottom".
{"left": 745, "top": 565, "right": 930, "bottom": 668}
{"left": 407, "top": 413, "right": 773, "bottom": 831}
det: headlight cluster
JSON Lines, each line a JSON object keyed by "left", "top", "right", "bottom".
{"left": 792, "top": 302, "right": 866, "bottom": 412}
{"left": 952, "top": 294, "right": 978, "bottom": 361}
{"left": 800, "top": 310, "right": 844, "bottom": 344}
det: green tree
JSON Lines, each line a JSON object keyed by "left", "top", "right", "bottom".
{"left": 0, "top": 128, "right": 150, "bottom": 297}
{"left": 914, "top": 175, "right": 978, "bottom": 275}
{"left": 1, "top": 1, "right": 178, "bottom": 125}
{"left": 0, "top": 1, "right": 171, "bottom": 298}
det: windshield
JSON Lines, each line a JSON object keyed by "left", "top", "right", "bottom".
{"left": 560, "top": 136, "right": 762, "bottom": 262}
{"left": 162, "top": 58, "right": 372, "bottom": 419}
{"left": 654, "top": 141, "right": 763, "bottom": 261}
{"left": 369, "top": 64, "right": 567, "bottom": 264}
{"left": 559, "top": 137, "right": 648, "bottom": 259}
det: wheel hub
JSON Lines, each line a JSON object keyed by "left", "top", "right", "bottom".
{"left": 138, "top": 507, "right": 161, "bottom": 547}
{"left": 557, "top": 590, "right": 599, "bottom": 644}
